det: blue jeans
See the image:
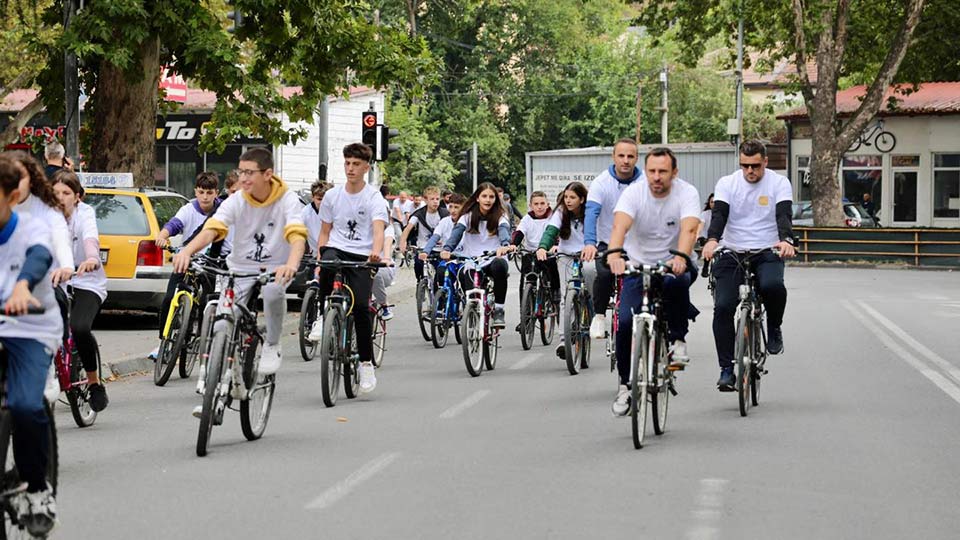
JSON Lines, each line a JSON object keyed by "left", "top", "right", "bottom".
{"left": 0, "top": 337, "right": 52, "bottom": 492}
{"left": 615, "top": 270, "right": 696, "bottom": 386}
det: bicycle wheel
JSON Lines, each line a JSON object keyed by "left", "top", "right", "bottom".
{"left": 875, "top": 131, "right": 896, "bottom": 153}
{"left": 298, "top": 287, "right": 319, "bottom": 361}
{"left": 319, "top": 308, "right": 343, "bottom": 407}
{"left": 563, "top": 289, "right": 581, "bottom": 375}
{"left": 848, "top": 137, "right": 862, "bottom": 152}
{"left": 416, "top": 278, "right": 433, "bottom": 342}
{"left": 631, "top": 321, "right": 650, "bottom": 450}
{"left": 154, "top": 302, "right": 186, "bottom": 386}
{"left": 431, "top": 289, "right": 449, "bottom": 349}
{"left": 608, "top": 305, "right": 617, "bottom": 373}
{"left": 651, "top": 330, "right": 670, "bottom": 436}
{"left": 461, "top": 302, "right": 483, "bottom": 377}
{"left": 179, "top": 303, "right": 201, "bottom": 378}
{"left": 483, "top": 325, "right": 498, "bottom": 371}
{"left": 197, "top": 331, "right": 227, "bottom": 457}
{"left": 751, "top": 318, "right": 764, "bottom": 407}
{"left": 519, "top": 282, "right": 536, "bottom": 350}
{"left": 734, "top": 307, "right": 752, "bottom": 417}
{"left": 372, "top": 311, "right": 387, "bottom": 368}
{"left": 453, "top": 299, "right": 463, "bottom": 344}
{"left": 579, "top": 293, "right": 592, "bottom": 369}
{"left": 343, "top": 323, "right": 360, "bottom": 399}
{"left": 66, "top": 345, "right": 98, "bottom": 428}
{"left": 539, "top": 287, "right": 557, "bottom": 346}
{"left": 240, "top": 330, "right": 274, "bottom": 441}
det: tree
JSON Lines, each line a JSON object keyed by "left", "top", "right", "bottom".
{"left": 0, "top": 0, "right": 55, "bottom": 147}
{"left": 380, "top": 98, "right": 456, "bottom": 194}
{"left": 638, "top": 0, "right": 930, "bottom": 226}
{"left": 15, "top": 0, "right": 435, "bottom": 184}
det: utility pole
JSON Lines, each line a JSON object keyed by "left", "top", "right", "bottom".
{"left": 472, "top": 141, "right": 478, "bottom": 193}
{"left": 367, "top": 101, "right": 377, "bottom": 186}
{"left": 659, "top": 66, "right": 668, "bottom": 144}
{"left": 735, "top": 9, "right": 745, "bottom": 149}
{"left": 317, "top": 97, "right": 329, "bottom": 181}
{"left": 63, "top": 0, "right": 80, "bottom": 163}
{"left": 634, "top": 81, "right": 642, "bottom": 143}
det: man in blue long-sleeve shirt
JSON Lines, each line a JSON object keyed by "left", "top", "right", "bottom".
{"left": 581, "top": 138, "right": 645, "bottom": 339}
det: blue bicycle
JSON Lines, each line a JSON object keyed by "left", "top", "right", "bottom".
{"left": 430, "top": 258, "right": 464, "bottom": 348}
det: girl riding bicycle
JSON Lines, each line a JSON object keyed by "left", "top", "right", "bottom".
{"left": 440, "top": 183, "right": 514, "bottom": 329}
{"left": 511, "top": 191, "right": 559, "bottom": 320}
{"left": 51, "top": 171, "right": 109, "bottom": 412}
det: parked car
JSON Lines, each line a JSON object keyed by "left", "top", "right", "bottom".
{"left": 84, "top": 187, "right": 188, "bottom": 312}
{"left": 792, "top": 200, "right": 878, "bottom": 228}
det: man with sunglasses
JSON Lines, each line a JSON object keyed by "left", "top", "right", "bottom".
{"left": 701, "top": 141, "right": 796, "bottom": 391}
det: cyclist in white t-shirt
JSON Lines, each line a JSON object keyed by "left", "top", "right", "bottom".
{"left": 302, "top": 179, "right": 332, "bottom": 255}
{"left": 421, "top": 193, "right": 465, "bottom": 290}
{"left": 399, "top": 186, "right": 448, "bottom": 282}
{"left": 701, "top": 141, "right": 797, "bottom": 391}
{"left": 605, "top": 148, "right": 702, "bottom": 416}
{"left": 511, "top": 190, "right": 559, "bottom": 319}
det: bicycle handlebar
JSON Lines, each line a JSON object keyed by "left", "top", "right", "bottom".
{"left": 316, "top": 260, "right": 391, "bottom": 269}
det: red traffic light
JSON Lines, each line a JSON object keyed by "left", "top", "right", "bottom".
{"left": 363, "top": 113, "right": 377, "bottom": 128}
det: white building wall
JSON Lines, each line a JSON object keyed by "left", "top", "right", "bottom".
{"left": 274, "top": 91, "right": 385, "bottom": 192}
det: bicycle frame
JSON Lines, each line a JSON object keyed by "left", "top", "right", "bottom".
{"left": 162, "top": 287, "right": 197, "bottom": 339}
{"left": 462, "top": 266, "right": 490, "bottom": 339}
{"left": 438, "top": 260, "right": 463, "bottom": 321}
{"left": 628, "top": 266, "right": 665, "bottom": 386}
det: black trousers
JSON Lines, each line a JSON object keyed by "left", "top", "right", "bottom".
{"left": 70, "top": 288, "right": 102, "bottom": 372}
{"left": 592, "top": 242, "right": 615, "bottom": 314}
{"left": 458, "top": 257, "right": 509, "bottom": 305}
{"left": 317, "top": 248, "right": 376, "bottom": 363}
{"left": 518, "top": 253, "right": 560, "bottom": 309}
{"left": 711, "top": 250, "right": 786, "bottom": 369}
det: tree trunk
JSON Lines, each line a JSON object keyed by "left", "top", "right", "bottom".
{"left": 88, "top": 37, "right": 159, "bottom": 186}
{"left": 0, "top": 95, "right": 43, "bottom": 148}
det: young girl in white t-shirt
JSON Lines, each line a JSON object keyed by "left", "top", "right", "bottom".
{"left": 440, "top": 183, "right": 515, "bottom": 328}
{"left": 52, "top": 172, "right": 110, "bottom": 411}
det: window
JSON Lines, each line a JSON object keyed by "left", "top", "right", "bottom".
{"left": 891, "top": 154, "right": 919, "bottom": 223}
{"left": 933, "top": 153, "right": 960, "bottom": 218}
{"left": 84, "top": 194, "right": 150, "bottom": 236}
{"left": 154, "top": 146, "right": 168, "bottom": 187}
{"left": 203, "top": 145, "right": 243, "bottom": 191}
{"left": 796, "top": 156, "right": 811, "bottom": 201}
{"left": 150, "top": 195, "right": 188, "bottom": 230}
{"left": 842, "top": 155, "right": 882, "bottom": 223}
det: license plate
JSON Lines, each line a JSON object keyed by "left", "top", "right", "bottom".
{"left": 99, "top": 250, "right": 109, "bottom": 265}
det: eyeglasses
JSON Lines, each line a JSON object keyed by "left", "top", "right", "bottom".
{"left": 237, "top": 168, "right": 266, "bottom": 177}
{"left": 739, "top": 163, "right": 763, "bottom": 170}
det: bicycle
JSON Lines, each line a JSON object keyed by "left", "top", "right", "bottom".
{"left": 0, "top": 309, "right": 59, "bottom": 538}
{"left": 298, "top": 254, "right": 320, "bottom": 362}
{"left": 848, "top": 119, "right": 896, "bottom": 153}
{"left": 53, "top": 287, "right": 101, "bottom": 428}
{"left": 430, "top": 258, "right": 464, "bottom": 349}
{"left": 558, "top": 253, "right": 592, "bottom": 376}
{"left": 195, "top": 266, "right": 277, "bottom": 457}
{"left": 155, "top": 250, "right": 223, "bottom": 386}
{"left": 316, "top": 260, "right": 389, "bottom": 407}
{"left": 517, "top": 250, "right": 559, "bottom": 351}
{"left": 610, "top": 249, "right": 690, "bottom": 450}
{"left": 604, "top": 272, "right": 623, "bottom": 374}
{"left": 460, "top": 252, "right": 502, "bottom": 377}
{"left": 712, "top": 248, "right": 776, "bottom": 417}
{"left": 414, "top": 252, "right": 437, "bottom": 342}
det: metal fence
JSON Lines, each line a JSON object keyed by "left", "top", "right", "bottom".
{"left": 795, "top": 227, "right": 960, "bottom": 267}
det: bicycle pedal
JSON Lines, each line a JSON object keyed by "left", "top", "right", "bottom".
{"left": 668, "top": 383, "right": 678, "bottom": 396}
{"left": 667, "top": 364, "right": 685, "bottom": 372}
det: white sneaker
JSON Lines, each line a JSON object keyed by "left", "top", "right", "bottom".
{"left": 381, "top": 307, "right": 394, "bottom": 321}
{"left": 589, "top": 314, "right": 607, "bottom": 339}
{"left": 259, "top": 343, "right": 282, "bottom": 375}
{"left": 359, "top": 362, "right": 377, "bottom": 393}
{"left": 612, "top": 385, "right": 630, "bottom": 417}
{"left": 148, "top": 346, "right": 160, "bottom": 360}
{"left": 195, "top": 365, "right": 206, "bottom": 395}
{"left": 192, "top": 405, "right": 202, "bottom": 418}
{"left": 307, "top": 317, "right": 324, "bottom": 342}
{"left": 43, "top": 363, "right": 59, "bottom": 403}
{"left": 669, "top": 340, "right": 689, "bottom": 369}
{"left": 20, "top": 486, "right": 57, "bottom": 537}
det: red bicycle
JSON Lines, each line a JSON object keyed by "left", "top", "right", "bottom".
{"left": 54, "top": 289, "right": 100, "bottom": 428}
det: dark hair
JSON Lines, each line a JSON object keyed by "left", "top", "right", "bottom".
{"left": 739, "top": 140, "right": 767, "bottom": 158}
{"left": 556, "top": 182, "right": 588, "bottom": 240}
{"left": 379, "top": 184, "right": 390, "bottom": 197}
{"left": 239, "top": 147, "right": 274, "bottom": 170}
{"left": 195, "top": 171, "right": 219, "bottom": 191}
{"left": 529, "top": 190, "right": 547, "bottom": 201}
{"left": 343, "top": 142, "right": 373, "bottom": 162}
{"left": 644, "top": 147, "right": 677, "bottom": 170}
{"left": 51, "top": 170, "right": 84, "bottom": 198}
{"left": 614, "top": 137, "right": 638, "bottom": 149}
{"left": 311, "top": 180, "right": 332, "bottom": 197}
{"left": 0, "top": 156, "right": 20, "bottom": 195}
{"left": 461, "top": 182, "right": 504, "bottom": 235}
{"left": 447, "top": 193, "right": 466, "bottom": 205}
{"left": 5, "top": 150, "right": 61, "bottom": 211}
{"left": 225, "top": 169, "right": 239, "bottom": 188}
{"left": 703, "top": 192, "right": 714, "bottom": 211}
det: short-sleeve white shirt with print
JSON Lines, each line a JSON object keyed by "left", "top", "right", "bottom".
{"left": 301, "top": 203, "right": 323, "bottom": 254}
{"left": 211, "top": 189, "right": 305, "bottom": 272}
{"left": 614, "top": 178, "right": 701, "bottom": 266}
{"left": 409, "top": 211, "right": 441, "bottom": 248}
{"left": 320, "top": 184, "right": 389, "bottom": 257}
{"left": 455, "top": 213, "right": 509, "bottom": 257}
{"left": 547, "top": 210, "right": 585, "bottom": 255}
{"left": 713, "top": 169, "right": 792, "bottom": 250}
{"left": 586, "top": 169, "right": 644, "bottom": 244}
{"left": 516, "top": 214, "right": 551, "bottom": 251}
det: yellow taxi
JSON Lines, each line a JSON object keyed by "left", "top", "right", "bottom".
{"left": 84, "top": 186, "right": 188, "bottom": 312}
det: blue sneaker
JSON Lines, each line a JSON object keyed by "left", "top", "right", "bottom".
{"left": 717, "top": 367, "right": 735, "bottom": 392}
{"left": 381, "top": 307, "right": 394, "bottom": 321}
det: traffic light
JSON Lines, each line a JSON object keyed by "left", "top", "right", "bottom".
{"left": 226, "top": 1, "right": 244, "bottom": 33}
{"left": 377, "top": 125, "right": 400, "bottom": 161}
{"left": 362, "top": 111, "right": 378, "bottom": 159}
{"left": 458, "top": 148, "right": 473, "bottom": 183}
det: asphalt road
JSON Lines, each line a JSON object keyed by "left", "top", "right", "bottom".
{"left": 53, "top": 266, "right": 960, "bottom": 539}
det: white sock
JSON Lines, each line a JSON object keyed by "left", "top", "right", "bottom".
{"left": 495, "top": 303, "right": 504, "bottom": 310}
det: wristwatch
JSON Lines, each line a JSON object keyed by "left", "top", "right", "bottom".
{"left": 783, "top": 236, "right": 796, "bottom": 246}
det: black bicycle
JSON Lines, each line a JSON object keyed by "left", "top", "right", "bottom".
{"left": 414, "top": 252, "right": 437, "bottom": 342}
{"left": 517, "top": 250, "right": 558, "bottom": 351}
{"left": 558, "top": 253, "right": 592, "bottom": 375}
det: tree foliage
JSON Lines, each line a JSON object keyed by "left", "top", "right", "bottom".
{"left": 379, "top": 99, "right": 456, "bottom": 194}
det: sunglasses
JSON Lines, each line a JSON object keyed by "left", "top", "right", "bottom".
{"left": 739, "top": 163, "right": 763, "bottom": 170}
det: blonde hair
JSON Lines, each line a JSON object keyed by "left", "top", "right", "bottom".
{"left": 423, "top": 186, "right": 440, "bottom": 197}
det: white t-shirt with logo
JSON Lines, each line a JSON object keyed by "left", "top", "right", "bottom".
{"left": 547, "top": 210, "right": 585, "bottom": 255}
{"left": 409, "top": 210, "right": 441, "bottom": 249}
{"left": 67, "top": 202, "right": 108, "bottom": 301}
{"left": 301, "top": 203, "right": 323, "bottom": 254}
{"left": 431, "top": 216, "right": 460, "bottom": 252}
{"left": 320, "top": 184, "right": 390, "bottom": 256}
{"left": 210, "top": 189, "right": 305, "bottom": 272}
{"left": 392, "top": 198, "right": 416, "bottom": 224}
{"left": 455, "top": 213, "right": 510, "bottom": 257}
{"left": 516, "top": 214, "right": 551, "bottom": 251}
{"left": 614, "top": 178, "right": 701, "bottom": 266}
{"left": 587, "top": 169, "right": 644, "bottom": 244}
{"left": 714, "top": 169, "right": 792, "bottom": 250}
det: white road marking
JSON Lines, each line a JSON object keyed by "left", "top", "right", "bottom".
{"left": 685, "top": 478, "right": 728, "bottom": 540}
{"left": 913, "top": 293, "right": 949, "bottom": 301}
{"left": 509, "top": 353, "right": 543, "bottom": 370}
{"left": 855, "top": 301, "right": 960, "bottom": 385}
{"left": 305, "top": 452, "right": 400, "bottom": 510}
{"left": 845, "top": 302, "right": 960, "bottom": 405}
{"left": 439, "top": 389, "right": 491, "bottom": 419}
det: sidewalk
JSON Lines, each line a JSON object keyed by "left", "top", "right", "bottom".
{"left": 101, "top": 265, "right": 421, "bottom": 379}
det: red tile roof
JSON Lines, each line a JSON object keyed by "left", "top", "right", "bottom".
{"left": 778, "top": 81, "right": 960, "bottom": 120}
{"left": 1, "top": 85, "right": 378, "bottom": 113}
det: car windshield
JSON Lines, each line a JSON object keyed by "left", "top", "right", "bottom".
{"left": 84, "top": 193, "right": 150, "bottom": 236}
{"left": 150, "top": 195, "right": 187, "bottom": 229}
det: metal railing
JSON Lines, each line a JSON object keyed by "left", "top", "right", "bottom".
{"left": 795, "top": 227, "right": 960, "bottom": 267}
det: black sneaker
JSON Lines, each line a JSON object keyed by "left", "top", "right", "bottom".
{"left": 767, "top": 326, "right": 784, "bottom": 355}
{"left": 88, "top": 383, "right": 109, "bottom": 412}
{"left": 555, "top": 344, "right": 565, "bottom": 360}
{"left": 717, "top": 368, "right": 735, "bottom": 392}
{"left": 492, "top": 308, "right": 506, "bottom": 329}
{"left": 515, "top": 323, "right": 522, "bottom": 333}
